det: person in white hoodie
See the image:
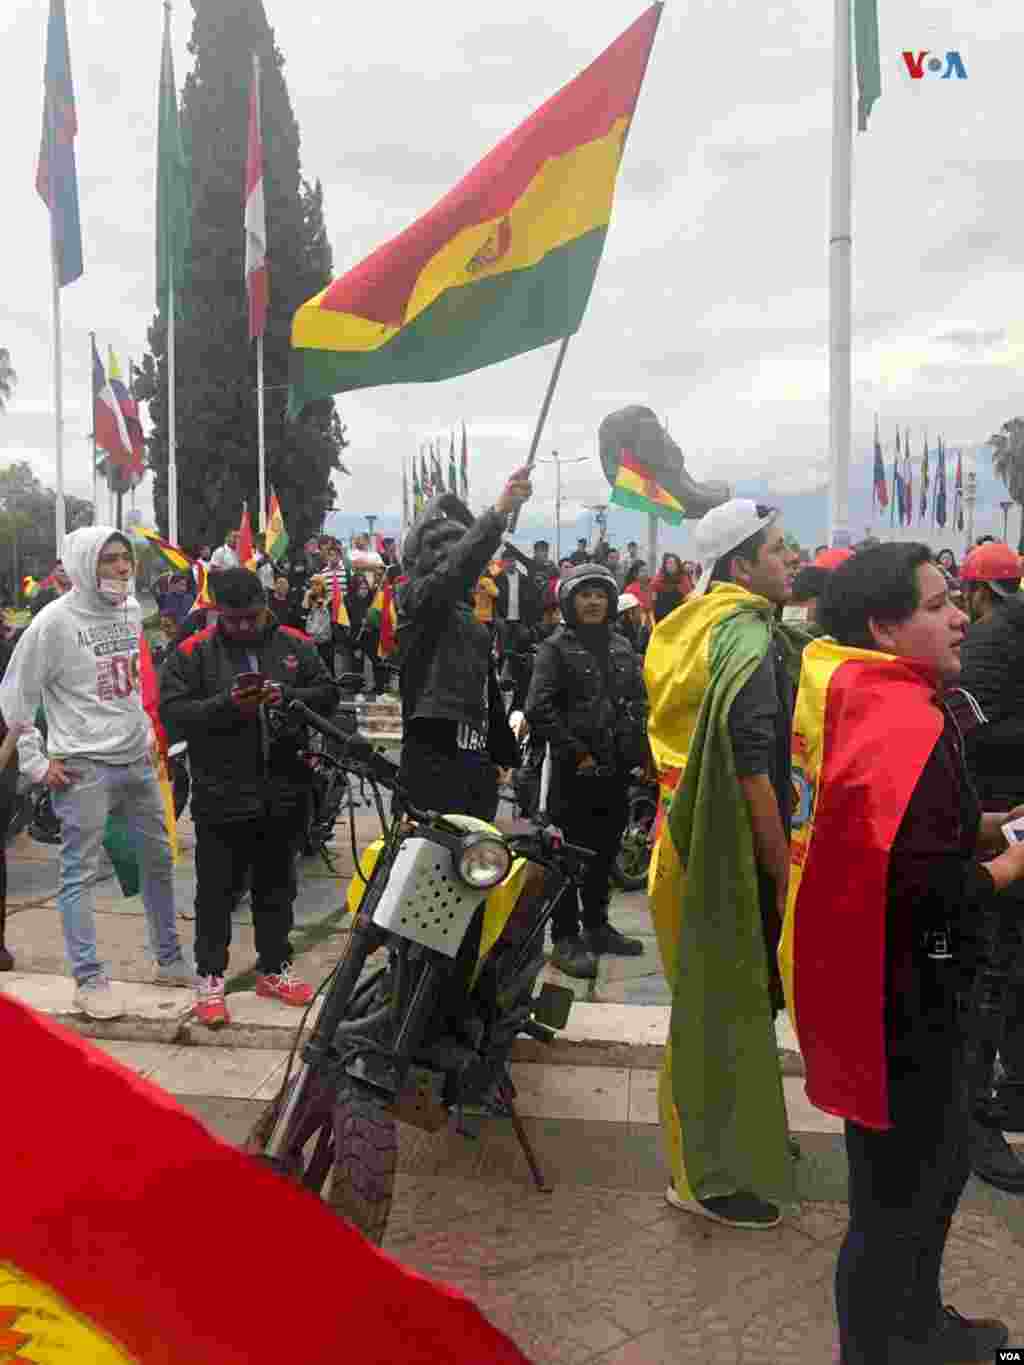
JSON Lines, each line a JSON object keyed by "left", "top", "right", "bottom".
{"left": 0, "top": 527, "right": 187, "bottom": 1019}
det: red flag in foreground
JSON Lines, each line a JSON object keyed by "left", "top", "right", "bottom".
{"left": 244, "top": 53, "right": 268, "bottom": 341}
{"left": 0, "top": 993, "right": 531, "bottom": 1364}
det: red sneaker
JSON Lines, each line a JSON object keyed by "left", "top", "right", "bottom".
{"left": 255, "top": 964, "right": 314, "bottom": 1007}
{"left": 194, "top": 975, "right": 229, "bottom": 1028}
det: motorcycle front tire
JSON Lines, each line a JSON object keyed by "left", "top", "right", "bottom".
{"left": 328, "top": 1079, "right": 397, "bottom": 1247}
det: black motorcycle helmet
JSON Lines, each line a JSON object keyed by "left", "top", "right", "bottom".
{"left": 557, "top": 563, "right": 619, "bottom": 627}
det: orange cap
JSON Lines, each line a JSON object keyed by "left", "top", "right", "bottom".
{"left": 813, "top": 548, "right": 854, "bottom": 570}
{"left": 960, "top": 541, "right": 1021, "bottom": 586}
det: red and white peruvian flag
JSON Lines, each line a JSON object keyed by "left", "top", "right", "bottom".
{"left": 244, "top": 54, "right": 268, "bottom": 341}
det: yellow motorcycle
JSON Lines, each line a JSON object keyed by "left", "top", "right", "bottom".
{"left": 247, "top": 699, "right": 592, "bottom": 1244}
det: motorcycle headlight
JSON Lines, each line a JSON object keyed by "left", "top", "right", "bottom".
{"left": 456, "top": 833, "right": 511, "bottom": 889}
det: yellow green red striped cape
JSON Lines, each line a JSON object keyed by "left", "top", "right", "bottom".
{"left": 644, "top": 583, "right": 807, "bottom": 1205}
{"left": 778, "top": 639, "right": 943, "bottom": 1130}
{"left": 288, "top": 6, "right": 662, "bottom": 414}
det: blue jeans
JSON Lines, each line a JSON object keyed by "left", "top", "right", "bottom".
{"left": 52, "top": 757, "right": 183, "bottom": 985}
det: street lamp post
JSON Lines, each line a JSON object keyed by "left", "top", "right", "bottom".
{"left": 1000, "top": 500, "right": 1013, "bottom": 543}
{"left": 535, "top": 449, "right": 590, "bottom": 559}
{"left": 365, "top": 514, "right": 377, "bottom": 544}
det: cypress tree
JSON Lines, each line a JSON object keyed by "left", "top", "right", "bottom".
{"left": 137, "top": 0, "right": 347, "bottom": 552}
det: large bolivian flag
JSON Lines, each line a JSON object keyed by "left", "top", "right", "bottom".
{"left": 288, "top": 5, "right": 663, "bottom": 415}
{"left": 644, "top": 584, "right": 807, "bottom": 1206}
{"left": 778, "top": 639, "right": 943, "bottom": 1131}
{"left": 0, "top": 993, "right": 531, "bottom": 1363}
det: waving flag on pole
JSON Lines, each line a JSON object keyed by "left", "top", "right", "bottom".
{"left": 448, "top": 432, "right": 458, "bottom": 495}
{"left": 265, "top": 490, "right": 289, "bottom": 561}
{"left": 92, "top": 339, "right": 132, "bottom": 468}
{"left": 135, "top": 527, "right": 193, "bottom": 573}
{"left": 245, "top": 54, "right": 268, "bottom": 341}
{"left": 919, "top": 435, "right": 929, "bottom": 522}
{"left": 872, "top": 418, "right": 888, "bottom": 510}
{"left": 37, "top": 0, "right": 83, "bottom": 286}
{"left": 288, "top": 5, "right": 664, "bottom": 415}
{"left": 237, "top": 502, "right": 255, "bottom": 569}
{"left": 460, "top": 421, "right": 469, "bottom": 501}
{"left": 109, "top": 349, "right": 146, "bottom": 481}
{"left": 420, "top": 448, "right": 431, "bottom": 500}
{"left": 412, "top": 458, "right": 424, "bottom": 515}
{"left": 954, "top": 450, "right": 964, "bottom": 532}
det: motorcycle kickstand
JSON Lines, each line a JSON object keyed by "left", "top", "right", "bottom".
{"left": 497, "top": 1076, "right": 552, "bottom": 1194}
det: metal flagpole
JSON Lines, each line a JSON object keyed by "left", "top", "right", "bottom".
{"left": 827, "top": 0, "right": 852, "bottom": 549}
{"left": 257, "top": 333, "right": 266, "bottom": 533}
{"left": 253, "top": 53, "right": 267, "bottom": 534}
{"left": 50, "top": 211, "right": 66, "bottom": 554}
{"left": 168, "top": 258, "right": 178, "bottom": 544}
{"left": 89, "top": 332, "right": 98, "bottom": 524}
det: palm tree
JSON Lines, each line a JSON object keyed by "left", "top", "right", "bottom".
{"left": 0, "top": 350, "right": 15, "bottom": 413}
{"left": 989, "top": 417, "right": 1024, "bottom": 550}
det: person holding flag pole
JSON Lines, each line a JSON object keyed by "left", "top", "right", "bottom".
{"left": 245, "top": 51, "right": 269, "bottom": 533}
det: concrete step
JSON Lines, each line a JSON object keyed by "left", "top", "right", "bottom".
{"left": 0, "top": 970, "right": 803, "bottom": 1074}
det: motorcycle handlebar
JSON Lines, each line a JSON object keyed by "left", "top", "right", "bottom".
{"left": 283, "top": 698, "right": 400, "bottom": 789}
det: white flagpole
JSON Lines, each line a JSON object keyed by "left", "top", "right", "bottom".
{"left": 89, "top": 332, "right": 98, "bottom": 525}
{"left": 827, "top": 0, "right": 853, "bottom": 549}
{"left": 168, "top": 258, "right": 178, "bottom": 544}
{"left": 50, "top": 215, "right": 66, "bottom": 554}
{"left": 257, "top": 333, "right": 266, "bottom": 534}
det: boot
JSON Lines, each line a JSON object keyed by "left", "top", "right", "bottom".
{"left": 968, "top": 1115, "right": 1024, "bottom": 1192}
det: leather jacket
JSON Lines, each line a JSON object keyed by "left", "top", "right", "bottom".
{"left": 960, "top": 596, "right": 1024, "bottom": 808}
{"left": 525, "top": 624, "right": 647, "bottom": 771}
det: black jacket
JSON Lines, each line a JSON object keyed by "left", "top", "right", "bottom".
{"left": 397, "top": 497, "right": 517, "bottom": 765}
{"left": 159, "top": 620, "right": 336, "bottom": 823}
{"left": 526, "top": 624, "right": 647, "bottom": 771}
{"left": 959, "top": 596, "right": 1024, "bottom": 807}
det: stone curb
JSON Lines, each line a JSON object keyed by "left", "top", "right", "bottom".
{"left": 1, "top": 972, "right": 807, "bottom": 1074}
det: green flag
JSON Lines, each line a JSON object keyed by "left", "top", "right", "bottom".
{"left": 156, "top": 9, "right": 190, "bottom": 317}
{"left": 854, "top": 0, "right": 881, "bottom": 131}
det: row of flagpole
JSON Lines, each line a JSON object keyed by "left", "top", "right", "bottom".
{"left": 871, "top": 421, "right": 966, "bottom": 534}
{"left": 39, "top": 0, "right": 266, "bottom": 553}
{"left": 404, "top": 425, "right": 470, "bottom": 527}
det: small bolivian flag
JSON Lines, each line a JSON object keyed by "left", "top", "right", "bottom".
{"left": 610, "top": 449, "right": 684, "bottom": 525}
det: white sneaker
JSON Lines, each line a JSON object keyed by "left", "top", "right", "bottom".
{"left": 153, "top": 959, "right": 193, "bottom": 988}
{"left": 73, "top": 978, "right": 123, "bottom": 1020}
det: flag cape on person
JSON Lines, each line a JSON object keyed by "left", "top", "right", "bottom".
{"left": 101, "top": 636, "right": 178, "bottom": 897}
{"left": 643, "top": 583, "right": 806, "bottom": 1205}
{"left": 37, "top": 0, "right": 83, "bottom": 287}
{"left": 611, "top": 449, "right": 684, "bottom": 525}
{"left": 135, "top": 527, "right": 193, "bottom": 574}
{"left": 0, "top": 990, "right": 531, "bottom": 1365}
{"left": 237, "top": 503, "right": 256, "bottom": 570}
{"left": 871, "top": 420, "right": 888, "bottom": 509}
{"left": 92, "top": 339, "right": 132, "bottom": 470}
{"left": 331, "top": 576, "right": 350, "bottom": 628}
{"left": 245, "top": 55, "right": 268, "bottom": 341}
{"left": 287, "top": 4, "right": 663, "bottom": 415}
{"left": 778, "top": 639, "right": 943, "bottom": 1130}
{"left": 369, "top": 579, "right": 398, "bottom": 657}
{"left": 265, "top": 490, "right": 289, "bottom": 561}
{"left": 109, "top": 351, "right": 146, "bottom": 482}
{"left": 460, "top": 421, "right": 469, "bottom": 501}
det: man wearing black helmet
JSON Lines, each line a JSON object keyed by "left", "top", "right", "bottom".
{"left": 526, "top": 563, "right": 647, "bottom": 977}
{"left": 396, "top": 470, "right": 531, "bottom": 820}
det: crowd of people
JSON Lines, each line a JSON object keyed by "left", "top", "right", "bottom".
{"left": 1, "top": 476, "right": 1024, "bottom": 1363}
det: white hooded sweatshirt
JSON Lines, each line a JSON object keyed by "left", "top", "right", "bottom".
{"left": 1, "top": 527, "right": 151, "bottom": 783}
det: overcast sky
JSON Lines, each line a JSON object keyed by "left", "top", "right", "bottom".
{"left": 2, "top": 0, "right": 1021, "bottom": 554}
